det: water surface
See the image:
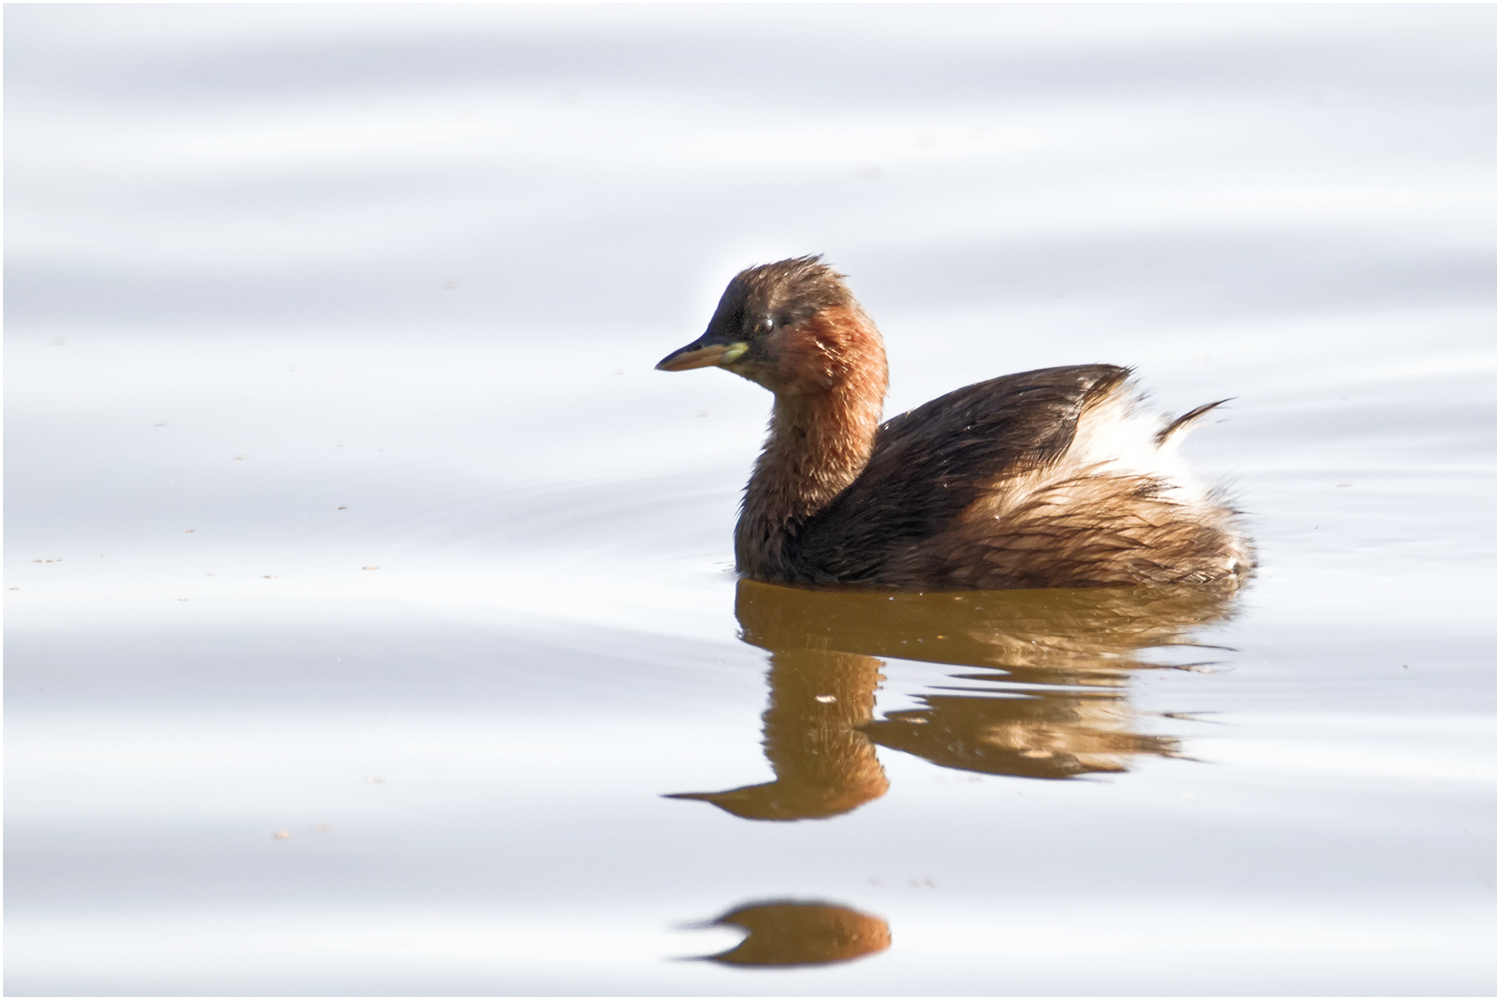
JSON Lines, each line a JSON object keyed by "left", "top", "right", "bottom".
{"left": 6, "top": 6, "right": 1494, "bottom": 996}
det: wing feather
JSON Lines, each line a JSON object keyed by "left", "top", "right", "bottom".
{"left": 789, "top": 365, "right": 1131, "bottom": 583}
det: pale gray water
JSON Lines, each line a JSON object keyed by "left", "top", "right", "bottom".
{"left": 5, "top": 5, "right": 1495, "bottom": 996}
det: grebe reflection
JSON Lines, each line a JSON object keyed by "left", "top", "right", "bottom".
{"left": 667, "top": 579, "right": 1236, "bottom": 821}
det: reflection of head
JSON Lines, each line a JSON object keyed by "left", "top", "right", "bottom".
{"left": 694, "top": 899, "right": 891, "bottom": 967}
{"left": 666, "top": 771, "right": 883, "bottom": 822}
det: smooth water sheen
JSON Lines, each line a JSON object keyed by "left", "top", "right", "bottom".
{"left": 6, "top": 6, "right": 1494, "bottom": 996}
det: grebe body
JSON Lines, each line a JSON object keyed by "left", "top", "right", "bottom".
{"left": 657, "top": 256, "right": 1251, "bottom": 590}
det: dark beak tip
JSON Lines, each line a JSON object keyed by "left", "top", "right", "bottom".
{"left": 655, "top": 342, "right": 726, "bottom": 372}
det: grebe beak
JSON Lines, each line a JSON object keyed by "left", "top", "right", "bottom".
{"left": 656, "top": 338, "right": 749, "bottom": 372}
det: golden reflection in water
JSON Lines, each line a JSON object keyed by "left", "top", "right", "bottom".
{"left": 669, "top": 580, "right": 1236, "bottom": 819}
{"left": 666, "top": 642, "right": 888, "bottom": 820}
{"left": 688, "top": 900, "right": 891, "bottom": 968}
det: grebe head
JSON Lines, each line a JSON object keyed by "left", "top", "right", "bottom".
{"left": 656, "top": 255, "right": 882, "bottom": 397}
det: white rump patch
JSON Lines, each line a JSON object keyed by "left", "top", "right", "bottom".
{"left": 1060, "top": 386, "right": 1213, "bottom": 508}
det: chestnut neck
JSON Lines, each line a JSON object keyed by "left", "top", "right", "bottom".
{"left": 735, "top": 309, "right": 888, "bottom": 578}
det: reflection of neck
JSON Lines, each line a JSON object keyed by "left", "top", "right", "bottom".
{"left": 760, "top": 649, "right": 886, "bottom": 810}
{"left": 736, "top": 327, "right": 886, "bottom": 578}
{"left": 666, "top": 647, "right": 888, "bottom": 821}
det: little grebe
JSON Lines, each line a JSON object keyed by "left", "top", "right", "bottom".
{"left": 657, "top": 256, "right": 1251, "bottom": 590}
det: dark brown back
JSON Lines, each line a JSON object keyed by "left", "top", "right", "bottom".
{"left": 787, "top": 364, "right": 1130, "bottom": 584}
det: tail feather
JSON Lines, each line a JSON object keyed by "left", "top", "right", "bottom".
{"left": 1155, "top": 399, "right": 1231, "bottom": 446}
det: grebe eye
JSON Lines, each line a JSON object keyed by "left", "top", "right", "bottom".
{"left": 760, "top": 316, "right": 775, "bottom": 332}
